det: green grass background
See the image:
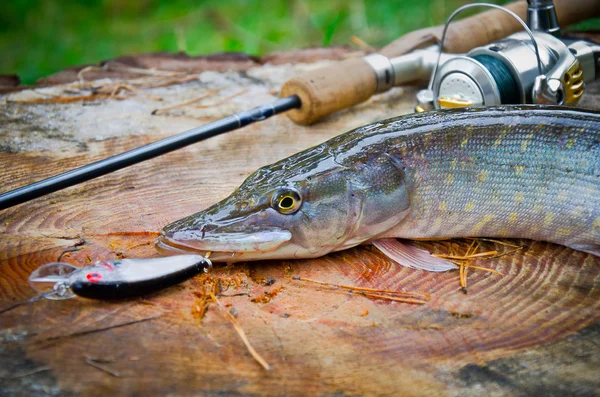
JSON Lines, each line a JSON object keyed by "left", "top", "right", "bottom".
{"left": 1, "top": 0, "right": 598, "bottom": 85}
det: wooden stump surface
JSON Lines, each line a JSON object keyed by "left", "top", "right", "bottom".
{"left": 1, "top": 48, "right": 599, "bottom": 397}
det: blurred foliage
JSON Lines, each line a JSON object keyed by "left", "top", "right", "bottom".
{"left": 0, "top": 0, "right": 597, "bottom": 84}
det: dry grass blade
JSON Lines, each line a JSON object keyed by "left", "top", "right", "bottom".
{"left": 434, "top": 251, "right": 498, "bottom": 260}
{"left": 446, "top": 262, "right": 503, "bottom": 275}
{"left": 209, "top": 292, "right": 271, "bottom": 371}
{"left": 77, "top": 62, "right": 182, "bottom": 82}
{"left": 13, "top": 94, "right": 126, "bottom": 104}
{"left": 293, "top": 276, "right": 429, "bottom": 304}
{"left": 152, "top": 88, "right": 220, "bottom": 115}
{"left": 350, "top": 35, "right": 375, "bottom": 52}
{"left": 293, "top": 276, "right": 429, "bottom": 299}
{"left": 479, "top": 247, "right": 524, "bottom": 261}
{"left": 140, "top": 75, "right": 198, "bottom": 88}
{"left": 15, "top": 68, "right": 200, "bottom": 105}
{"left": 4, "top": 366, "right": 50, "bottom": 380}
{"left": 195, "top": 89, "right": 249, "bottom": 108}
{"left": 52, "top": 312, "right": 163, "bottom": 340}
{"left": 108, "top": 84, "right": 162, "bottom": 101}
{"left": 34, "top": 307, "right": 163, "bottom": 348}
{"left": 465, "top": 237, "right": 523, "bottom": 248}
{"left": 84, "top": 357, "right": 121, "bottom": 377}
{"left": 361, "top": 293, "right": 427, "bottom": 305}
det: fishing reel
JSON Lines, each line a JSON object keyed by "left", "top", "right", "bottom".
{"left": 415, "top": 1, "right": 600, "bottom": 111}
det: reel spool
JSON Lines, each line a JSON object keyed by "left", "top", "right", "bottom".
{"left": 417, "top": 1, "right": 598, "bottom": 111}
{"left": 433, "top": 31, "right": 583, "bottom": 107}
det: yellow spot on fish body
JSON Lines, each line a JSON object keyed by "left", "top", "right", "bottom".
{"left": 439, "top": 202, "right": 448, "bottom": 212}
{"left": 530, "top": 224, "right": 541, "bottom": 235}
{"left": 566, "top": 138, "right": 576, "bottom": 149}
{"left": 509, "top": 213, "right": 519, "bottom": 224}
{"left": 514, "top": 165, "right": 524, "bottom": 176}
{"left": 446, "top": 174, "right": 455, "bottom": 184}
{"left": 544, "top": 213, "right": 554, "bottom": 226}
{"left": 556, "top": 227, "right": 573, "bottom": 237}
{"left": 494, "top": 128, "right": 509, "bottom": 148}
{"left": 593, "top": 217, "right": 600, "bottom": 231}
{"left": 477, "top": 170, "right": 488, "bottom": 183}
{"left": 473, "top": 214, "right": 494, "bottom": 234}
{"left": 514, "top": 192, "right": 525, "bottom": 204}
{"left": 521, "top": 134, "right": 533, "bottom": 151}
{"left": 461, "top": 138, "right": 469, "bottom": 147}
{"left": 465, "top": 201, "right": 475, "bottom": 211}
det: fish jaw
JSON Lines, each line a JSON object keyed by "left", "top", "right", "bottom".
{"left": 156, "top": 227, "right": 293, "bottom": 262}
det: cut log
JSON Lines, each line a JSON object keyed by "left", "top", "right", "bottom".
{"left": 1, "top": 48, "right": 599, "bottom": 397}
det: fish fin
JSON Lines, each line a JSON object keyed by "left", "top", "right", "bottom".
{"left": 372, "top": 238, "right": 458, "bottom": 272}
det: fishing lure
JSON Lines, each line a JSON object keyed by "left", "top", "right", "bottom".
{"left": 0, "top": 255, "right": 211, "bottom": 313}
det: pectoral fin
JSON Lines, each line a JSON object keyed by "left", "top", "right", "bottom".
{"left": 372, "top": 238, "right": 458, "bottom": 272}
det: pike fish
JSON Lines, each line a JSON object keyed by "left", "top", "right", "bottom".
{"left": 156, "top": 106, "right": 600, "bottom": 271}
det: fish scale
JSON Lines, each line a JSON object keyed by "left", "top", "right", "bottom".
{"left": 383, "top": 107, "right": 600, "bottom": 254}
{"left": 158, "top": 106, "right": 600, "bottom": 263}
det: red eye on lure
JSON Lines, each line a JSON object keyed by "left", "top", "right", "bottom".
{"left": 86, "top": 272, "right": 102, "bottom": 282}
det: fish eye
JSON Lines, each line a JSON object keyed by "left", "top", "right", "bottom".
{"left": 271, "top": 188, "right": 302, "bottom": 214}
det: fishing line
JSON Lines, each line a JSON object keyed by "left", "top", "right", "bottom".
{"left": 471, "top": 55, "right": 520, "bottom": 104}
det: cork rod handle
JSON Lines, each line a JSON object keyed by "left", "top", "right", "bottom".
{"left": 280, "top": 57, "right": 377, "bottom": 126}
{"left": 381, "top": 0, "right": 600, "bottom": 58}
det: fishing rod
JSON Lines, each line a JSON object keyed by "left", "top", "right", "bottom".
{"left": 0, "top": 0, "right": 596, "bottom": 211}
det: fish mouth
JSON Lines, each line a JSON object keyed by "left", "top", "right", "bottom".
{"left": 155, "top": 229, "right": 292, "bottom": 262}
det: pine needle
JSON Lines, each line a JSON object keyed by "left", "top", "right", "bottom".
{"left": 293, "top": 276, "right": 429, "bottom": 298}
{"left": 463, "top": 264, "right": 503, "bottom": 275}
{"left": 431, "top": 238, "right": 523, "bottom": 291}
{"left": 433, "top": 250, "right": 498, "bottom": 260}
{"left": 464, "top": 237, "right": 523, "bottom": 248}
{"left": 361, "top": 293, "right": 428, "bottom": 305}
{"left": 293, "top": 276, "right": 429, "bottom": 304}
{"left": 209, "top": 292, "right": 271, "bottom": 371}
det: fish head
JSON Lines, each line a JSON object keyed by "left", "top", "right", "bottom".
{"left": 157, "top": 145, "right": 412, "bottom": 262}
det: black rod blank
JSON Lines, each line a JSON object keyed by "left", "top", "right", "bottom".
{"left": 0, "top": 95, "right": 301, "bottom": 211}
